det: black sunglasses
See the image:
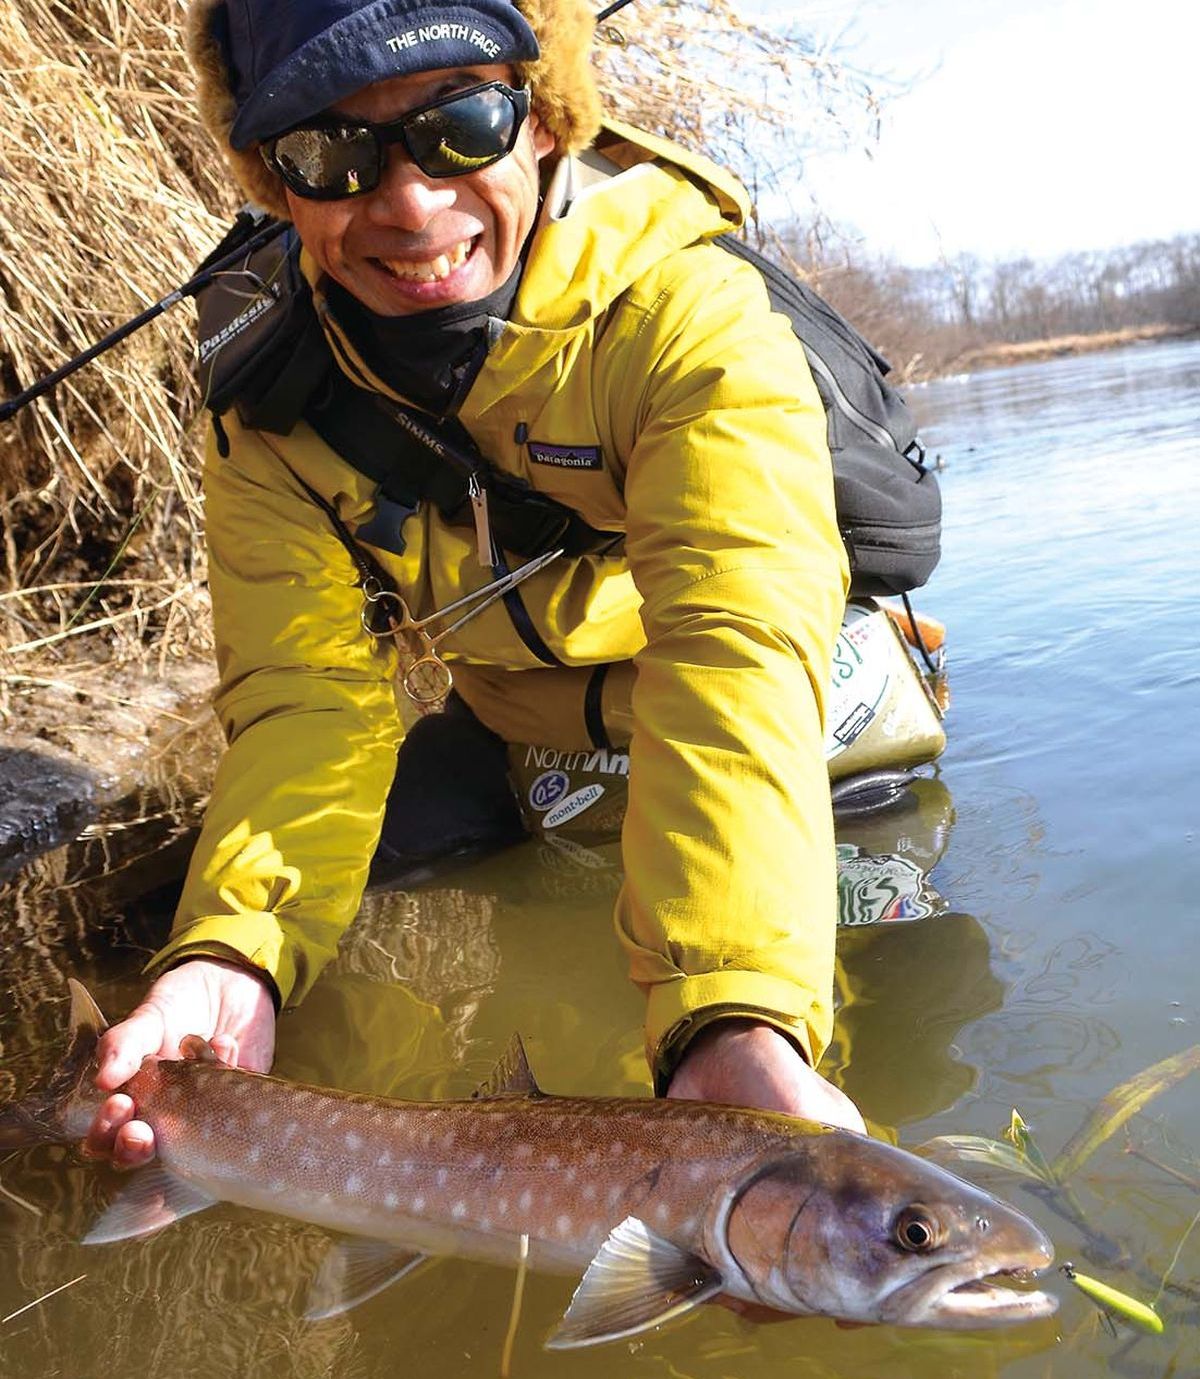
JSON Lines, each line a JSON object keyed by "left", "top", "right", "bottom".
{"left": 262, "top": 81, "right": 531, "bottom": 200}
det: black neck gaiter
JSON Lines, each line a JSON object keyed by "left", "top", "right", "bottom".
{"left": 325, "top": 266, "right": 522, "bottom": 417}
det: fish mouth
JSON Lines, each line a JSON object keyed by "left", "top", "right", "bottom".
{"left": 879, "top": 1253, "right": 1059, "bottom": 1328}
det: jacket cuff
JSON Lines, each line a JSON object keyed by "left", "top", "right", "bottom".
{"left": 645, "top": 971, "right": 828, "bottom": 1096}
{"left": 143, "top": 913, "right": 300, "bottom": 1009}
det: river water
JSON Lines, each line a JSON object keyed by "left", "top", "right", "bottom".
{"left": 2, "top": 339, "right": 1198, "bottom": 1376}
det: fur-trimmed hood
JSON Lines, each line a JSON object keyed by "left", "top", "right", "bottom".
{"left": 186, "top": 0, "right": 603, "bottom": 219}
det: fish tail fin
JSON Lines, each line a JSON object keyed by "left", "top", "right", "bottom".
{"left": 0, "top": 978, "right": 109, "bottom": 1149}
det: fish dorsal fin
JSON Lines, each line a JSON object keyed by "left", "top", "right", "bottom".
{"left": 546, "top": 1216, "right": 723, "bottom": 1350}
{"left": 83, "top": 1166, "right": 218, "bottom": 1245}
{"left": 305, "top": 1239, "right": 429, "bottom": 1321}
{"left": 473, "top": 1034, "right": 542, "bottom": 1100}
{"left": 179, "top": 1034, "right": 223, "bottom": 1063}
{"left": 67, "top": 978, "right": 109, "bottom": 1040}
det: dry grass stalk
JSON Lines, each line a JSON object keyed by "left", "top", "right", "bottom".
{"left": 0, "top": 0, "right": 232, "bottom": 668}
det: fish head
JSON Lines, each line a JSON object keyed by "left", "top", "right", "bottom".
{"left": 714, "top": 1130, "right": 1057, "bottom": 1328}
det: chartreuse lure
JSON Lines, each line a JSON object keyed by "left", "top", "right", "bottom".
{"left": 1060, "top": 1264, "right": 1164, "bottom": 1335}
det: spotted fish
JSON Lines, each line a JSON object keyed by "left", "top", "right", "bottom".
{"left": 0, "top": 981, "right": 1057, "bottom": 1346}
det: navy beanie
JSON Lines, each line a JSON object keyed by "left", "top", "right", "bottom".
{"left": 224, "top": 0, "right": 541, "bottom": 147}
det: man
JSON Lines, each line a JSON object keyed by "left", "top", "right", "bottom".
{"left": 87, "top": 0, "right": 864, "bottom": 1166}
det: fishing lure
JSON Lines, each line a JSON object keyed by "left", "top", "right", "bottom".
{"left": 1060, "top": 1263, "right": 1164, "bottom": 1335}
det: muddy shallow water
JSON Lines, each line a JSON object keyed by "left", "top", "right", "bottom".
{"left": 2, "top": 339, "right": 1198, "bottom": 1377}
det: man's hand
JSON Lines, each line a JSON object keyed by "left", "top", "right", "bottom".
{"left": 666, "top": 1018, "right": 866, "bottom": 1134}
{"left": 84, "top": 958, "right": 277, "bottom": 1169}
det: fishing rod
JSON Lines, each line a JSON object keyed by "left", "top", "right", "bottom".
{"left": 0, "top": 1, "right": 644, "bottom": 424}
{"left": 0, "top": 214, "right": 288, "bottom": 425}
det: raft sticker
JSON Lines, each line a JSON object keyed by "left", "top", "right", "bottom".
{"left": 543, "top": 784, "right": 605, "bottom": 829}
{"left": 528, "top": 770, "right": 570, "bottom": 812}
{"left": 835, "top": 843, "right": 941, "bottom": 926}
{"left": 825, "top": 605, "right": 892, "bottom": 758}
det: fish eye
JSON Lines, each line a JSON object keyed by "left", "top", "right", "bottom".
{"left": 894, "top": 1205, "right": 943, "bottom": 1252}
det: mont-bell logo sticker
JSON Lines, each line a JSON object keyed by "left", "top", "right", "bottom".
{"left": 528, "top": 441, "right": 603, "bottom": 471}
{"left": 543, "top": 784, "right": 605, "bottom": 830}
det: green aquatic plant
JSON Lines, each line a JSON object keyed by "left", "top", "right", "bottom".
{"left": 917, "top": 1044, "right": 1200, "bottom": 1338}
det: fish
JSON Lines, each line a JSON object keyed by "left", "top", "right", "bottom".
{"left": 0, "top": 980, "right": 1058, "bottom": 1347}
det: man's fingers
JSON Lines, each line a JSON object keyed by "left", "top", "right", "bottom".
{"left": 82, "top": 1094, "right": 136, "bottom": 1158}
{"left": 209, "top": 1033, "right": 239, "bottom": 1068}
{"left": 112, "top": 1120, "right": 156, "bottom": 1170}
{"left": 93, "top": 1007, "right": 169, "bottom": 1090}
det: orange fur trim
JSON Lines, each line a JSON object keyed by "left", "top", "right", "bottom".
{"left": 184, "top": 0, "right": 601, "bottom": 220}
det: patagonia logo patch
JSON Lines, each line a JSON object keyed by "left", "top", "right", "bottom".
{"left": 528, "top": 442, "right": 603, "bottom": 471}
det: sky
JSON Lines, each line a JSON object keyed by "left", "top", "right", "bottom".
{"left": 753, "top": 0, "right": 1196, "bottom": 267}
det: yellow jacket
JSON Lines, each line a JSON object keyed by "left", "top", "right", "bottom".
{"left": 148, "top": 121, "right": 850, "bottom": 1082}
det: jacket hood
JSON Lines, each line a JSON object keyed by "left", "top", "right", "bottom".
{"left": 510, "top": 118, "right": 749, "bottom": 334}
{"left": 186, "top": 0, "right": 602, "bottom": 219}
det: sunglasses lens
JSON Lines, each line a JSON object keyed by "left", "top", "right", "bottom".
{"left": 271, "top": 126, "right": 379, "bottom": 197}
{"left": 405, "top": 88, "right": 518, "bottom": 177}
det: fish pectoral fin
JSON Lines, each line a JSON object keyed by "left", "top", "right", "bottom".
{"left": 179, "top": 1034, "right": 223, "bottom": 1063}
{"left": 304, "top": 1238, "right": 429, "bottom": 1321}
{"left": 546, "top": 1216, "right": 723, "bottom": 1350}
{"left": 472, "top": 1033, "right": 543, "bottom": 1100}
{"left": 83, "top": 1167, "right": 218, "bottom": 1245}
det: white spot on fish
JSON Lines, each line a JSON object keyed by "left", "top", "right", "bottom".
{"left": 254, "top": 1110, "right": 271, "bottom": 1128}
{"left": 610, "top": 1141, "right": 624, "bottom": 1157}
{"left": 401, "top": 1160, "right": 414, "bottom": 1176}
{"left": 413, "top": 1195, "right": 426, "bottom": 1212}
{"left": 451, "top": 1202, "right": 467, "bottom": 1220}
{"left": 518, "top": 1190, "right": 533, "bottom": 1214}
{"left": 469, "top": 1154, "right": 485, "bottom": 1171}
{"left": 556, "top": 1214, "right": 571, "bottom": 1236}
{"left": 514, "top": 1143, "right": 533, "bottom": 1159}
{"left": 564, "top": 1167, "right": 577, "bottom": 1185}
{"left": 480, "top": 1217, "right": 492, "bottom": 1232}
{"left": 377, "top": 1149, "right": 392, "bottom": 1167}
{"left": 222, "top": 1117, "right": 238, "bottom": 1134}
{"left": 247, "top": 1145, "right": 261, "bottom": 1165}
{"left": 269, "top": 1179, "right": 286, "bottom": 1194}
{"left": 655, "top": 1203, "right": 670, "bottom": 1225}
{"left": 581, "top": 1184, "right": 596, "bottom": 1203}
{"left": 497, "top": 1197, "right": 509, "bottom": 1216}
{"left": 327, "top": 1110, "right": 341, "bottom": 1127}
{"left": 345, "top": 1174, "right": 363, "bottom": 1195}
{"left": 442, "top": 1130, "right": 456, "bottom": 1149}
{"left": 545, "top": 1155, "right": 559, "bottom": 1170}
{"left": 436, "top": 1169, "right": 448, "bottom": 1188}
{"left": 681, "top": 1216, "right": 698, "bottom": 1235}
{"left": 607, "top": 1187, "right": 622, "bottom": 1208}
{"left": 688, "top": 1163, "right": 707, "bottom": 1183}
{"left": 384, "top": 1191, "right": 399, "bottom": 1209}
{"left": 345, "top": 1131, "right": 362, "bottom": 1151}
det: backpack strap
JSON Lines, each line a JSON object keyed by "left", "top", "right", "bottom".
{"left": 195, "top": 218, "right": 621, "bottom": 567}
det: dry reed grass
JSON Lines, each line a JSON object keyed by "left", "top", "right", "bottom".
{"left": 0, "top": 0, "right": 874, "bottom": 678}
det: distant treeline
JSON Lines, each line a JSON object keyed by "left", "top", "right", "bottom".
{"left": 776, "top": 227, "right": 1200, "bottom": 380}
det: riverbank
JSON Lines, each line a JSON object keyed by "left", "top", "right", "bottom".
{"left": 0, "top": 652, "right": 220, "bottom": 875}
{"left": 943, "top": 320, "right": 1197, "bottom": 374}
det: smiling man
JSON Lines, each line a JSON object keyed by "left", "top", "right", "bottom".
{"left": 86, "top": 0, "right": 864, "bottom": 1166}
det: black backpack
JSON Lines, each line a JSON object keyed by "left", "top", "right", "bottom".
{"left": 198, "top": 219, "right": 940, "bottom": 597}
{"left": 719, "top": 237, "right": 940, "bottom": 596}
